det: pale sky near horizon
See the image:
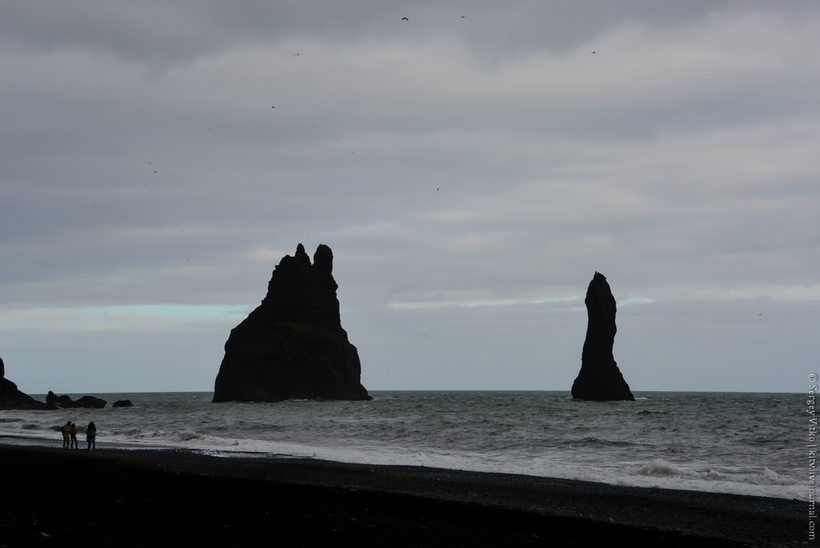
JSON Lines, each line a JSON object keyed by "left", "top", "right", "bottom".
{"left": 1, "top": 1, "right": 818, "bottom": 394}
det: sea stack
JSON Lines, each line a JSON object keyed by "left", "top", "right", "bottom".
{"left": 213, "top": 244, "right": 371, "bottom": 402}
{"left": 571, "top": 272, "right": 635, "bottom": 401}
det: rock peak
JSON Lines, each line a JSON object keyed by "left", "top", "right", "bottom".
{"left": 294, "top": 242, "right": 311, "bottom": 267}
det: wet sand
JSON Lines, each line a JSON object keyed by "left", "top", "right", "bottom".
{"left": 0, "top": 444, "right": 806, "bottom": 547}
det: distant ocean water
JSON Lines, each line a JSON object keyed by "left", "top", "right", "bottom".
{"left": 0, "top": 391, "right": 805, "bottom": 500}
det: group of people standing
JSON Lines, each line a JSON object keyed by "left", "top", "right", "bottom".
{"left": 61, "top": 420, "right": 97, "bottom": 450}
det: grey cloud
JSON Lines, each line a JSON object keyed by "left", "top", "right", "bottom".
{"left": 4, "top": 1, "right": 813, "bottom": 64}
{"left": 1, "top": 1, "right": 818, "bottom": 392}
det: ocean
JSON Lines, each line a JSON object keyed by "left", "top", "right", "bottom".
{"left": 0, "top": 391, "right": 805, "bottom": 500}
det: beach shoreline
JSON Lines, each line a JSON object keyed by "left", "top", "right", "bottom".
{"left": 0, "top": 443, "right": 806, "bottom": 547}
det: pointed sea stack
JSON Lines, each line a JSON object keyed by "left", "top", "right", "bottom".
{"left": 213, "top": 244, "right": 371, "bottom": 402}
{"left": 571, "top": 272, "right": 634, "bottom": 401}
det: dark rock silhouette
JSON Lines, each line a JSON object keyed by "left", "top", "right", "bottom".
{"left": 113, "top": 400, "right": 133, "bottom": 407}
{"left": 46, "top": 391, "right": 107, "bottom": 409}
{"left": 0, "top": 357, "right": 52, "bottom": 410}
{"left": 46, "top": 392, "right": 74, "bottom": 408}
{"left": 75, "top": 395, "right": 107, "bottom": 408}
{"left": 571, "top": 272, "right": 635, "bottom": 401}
{"left": 213, "top": 244, "right": 371, "bottom": 403}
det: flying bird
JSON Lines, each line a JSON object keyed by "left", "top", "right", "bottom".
{"left": 402, "top": 17, "right": 409, "bottom": 21}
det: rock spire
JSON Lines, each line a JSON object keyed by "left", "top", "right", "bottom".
{"left": 571, "top": 272, "right": 635, "bottom": 401}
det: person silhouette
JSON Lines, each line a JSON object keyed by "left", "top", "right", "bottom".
{"left": 69, "top": 422, "right": 78, "bottom": 449}
{"left": 86, "top": 421, "right": 97, "bottom": 450}
{"left": 61, "top": 421, "right": 71, "bottom": 449}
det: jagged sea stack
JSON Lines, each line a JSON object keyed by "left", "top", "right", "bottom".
{"left": 213, "top": 244, "right": 371, "bottom": 402}
{"left": 571, "top": 272, "right": 635, "bottom": 401}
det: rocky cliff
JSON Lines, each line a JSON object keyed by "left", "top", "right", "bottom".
{"left": 212, "top": 244, "right": 371, "bottom": 402}
{"left": 571, "top": 272, "right": 635, "bottom": 401}
{"left": 0, "top": 357, "right": 51, "bottom": 410}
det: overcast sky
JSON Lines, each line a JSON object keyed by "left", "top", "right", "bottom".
{"left": 1, "top": 1, "right": 818, "bottom": 394}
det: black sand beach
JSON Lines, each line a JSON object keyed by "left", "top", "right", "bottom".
{"left": 0, "top": 444, "right": 805, "bottom": 547}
